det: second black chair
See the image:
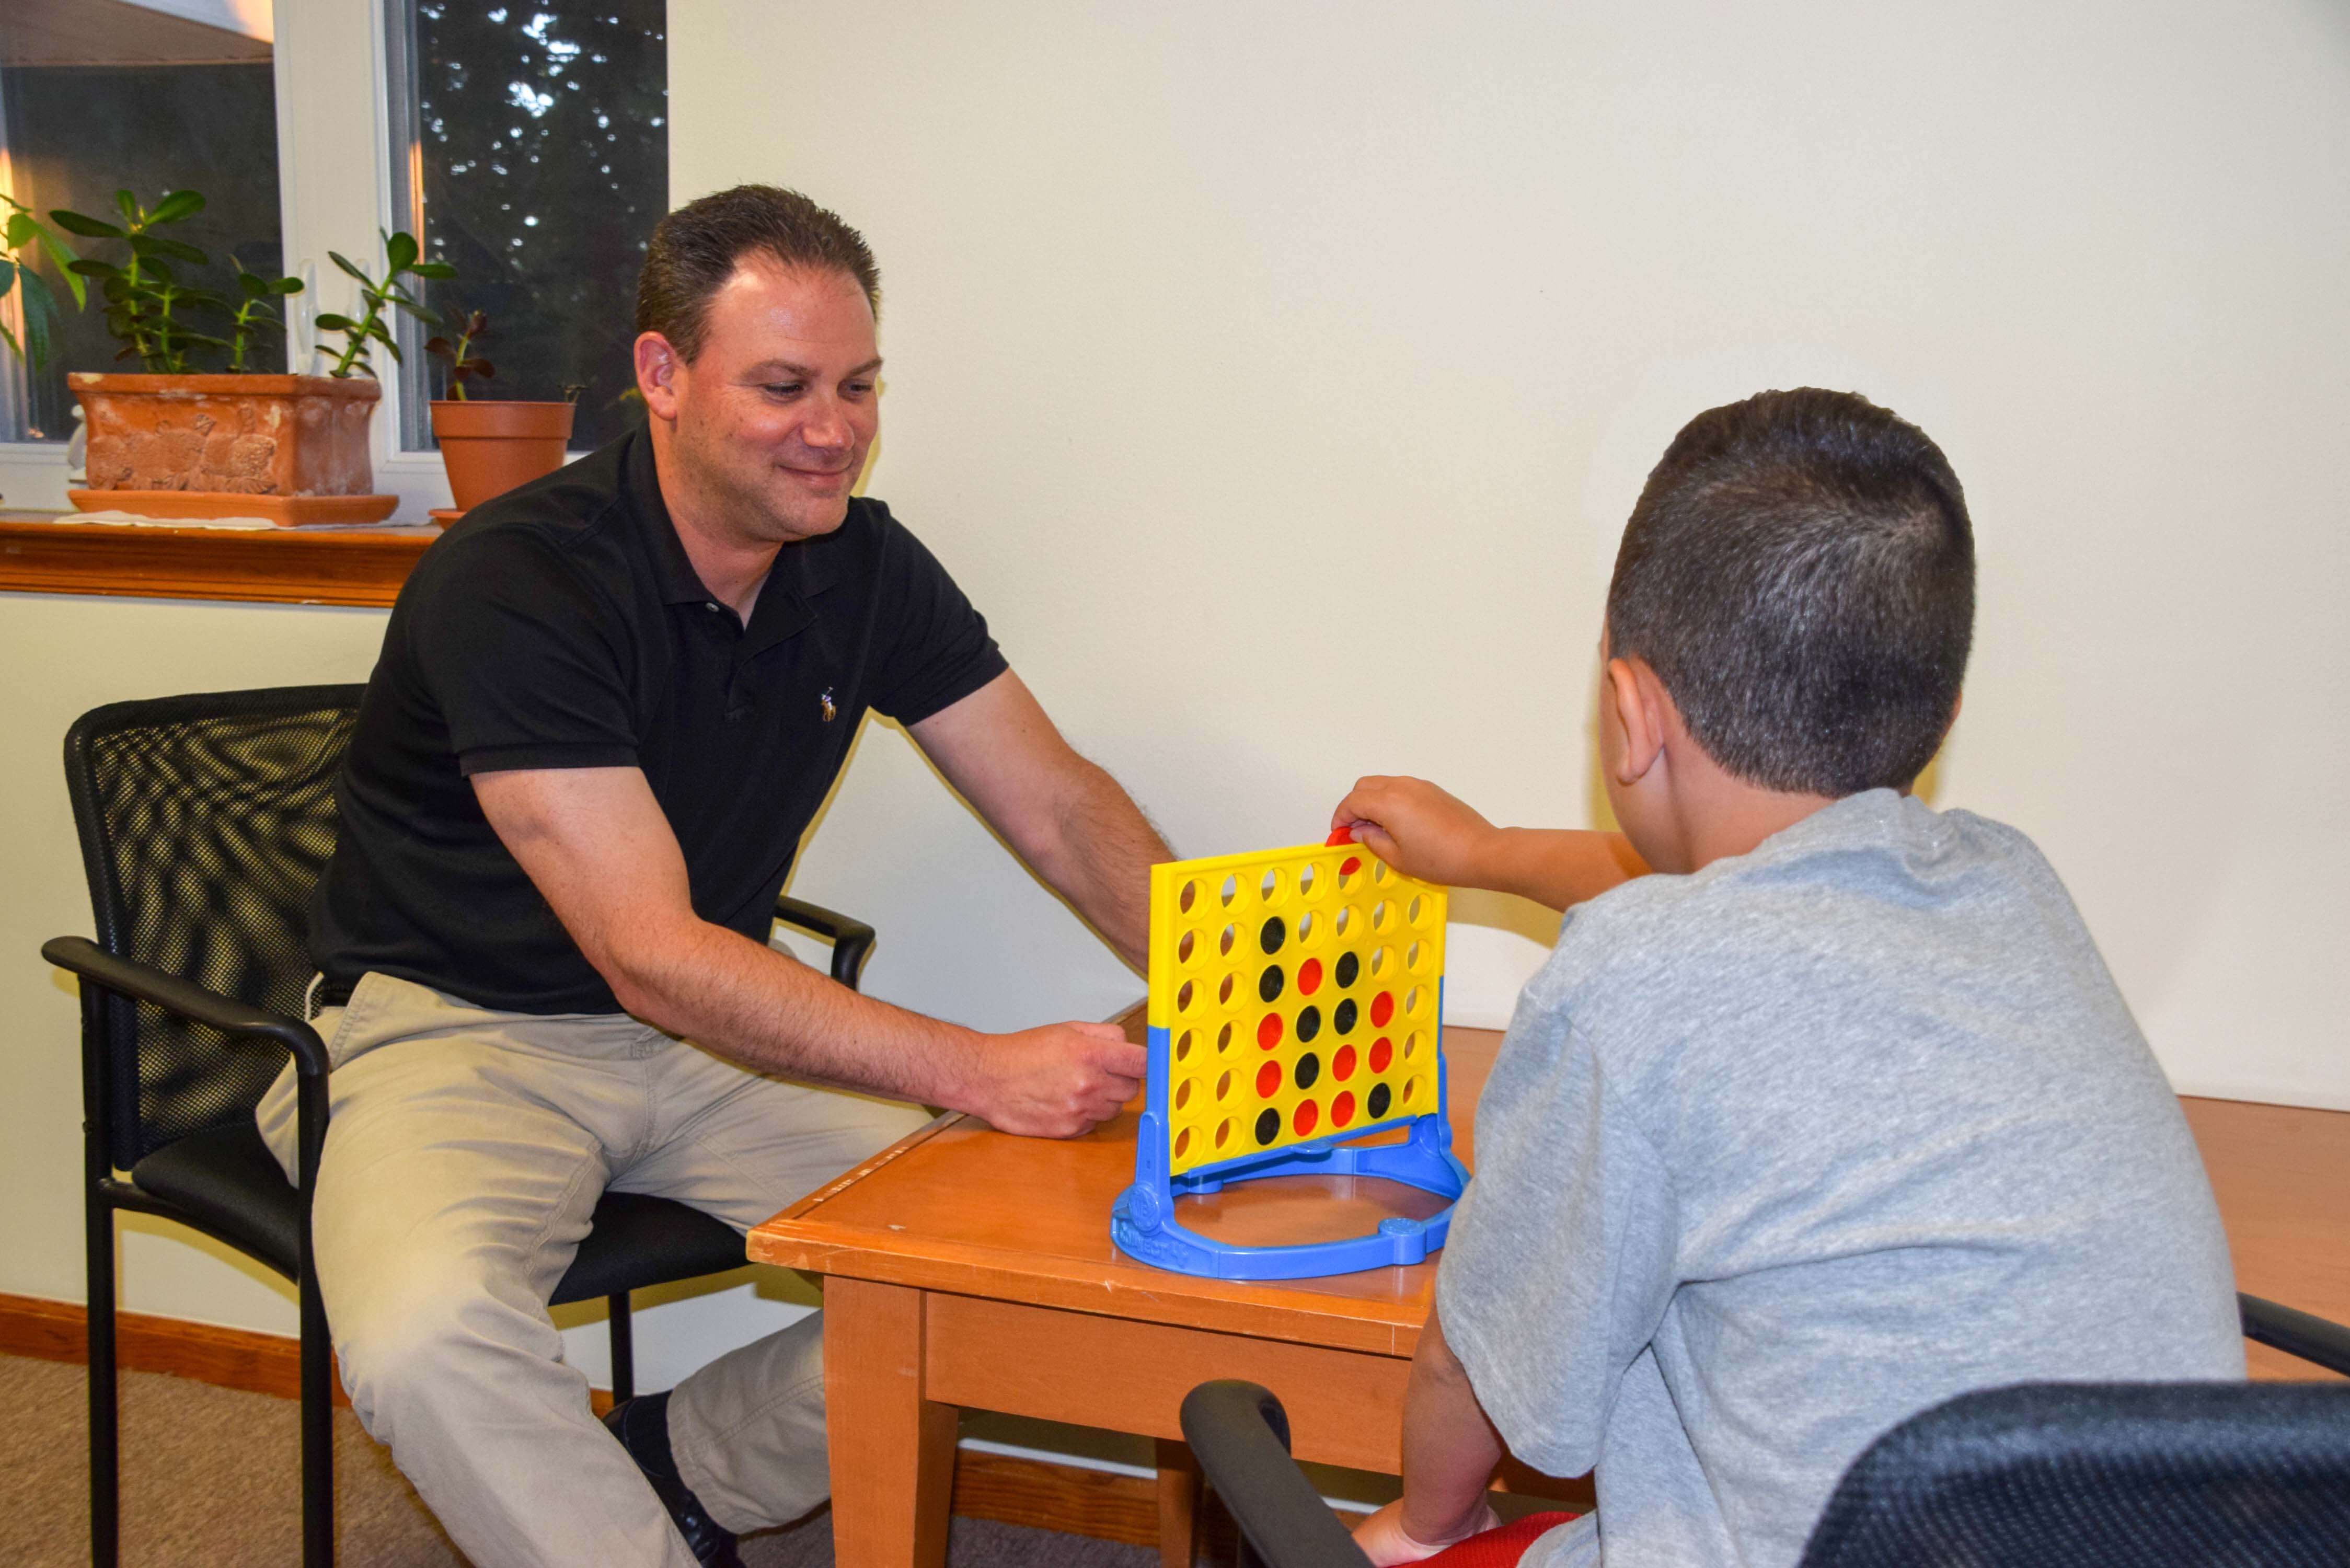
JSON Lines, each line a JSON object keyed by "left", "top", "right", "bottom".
{"left": 1180, "top": 1294, "right": 2350, "bottom": 1568}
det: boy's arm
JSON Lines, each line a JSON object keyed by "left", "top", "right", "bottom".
{"left": 1332, "top": 776, "right": 1648, "bottom": 911}
{"left": 1352, "top": 1306, "right": 1505, "bottom": 1564}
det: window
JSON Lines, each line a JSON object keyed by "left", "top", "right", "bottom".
{"left": 387, "top": 3, "right": 666, "bottom": 453}
{"left": 0, "top": 8, "right": 284, "bottom": 442}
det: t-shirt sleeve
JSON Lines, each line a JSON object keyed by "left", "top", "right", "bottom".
{"left": 862, "top": 508, "right": 1008, "bottom": 726}
{"left": 1434, "top": 1000, "right": 1678, "bottom": 1479}
{"left": 403, "top": 531, "right": 641, "bottom": 775}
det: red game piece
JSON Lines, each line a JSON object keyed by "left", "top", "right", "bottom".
{"left": 1324, "top": 825, "right": 1354, "bottom": 846}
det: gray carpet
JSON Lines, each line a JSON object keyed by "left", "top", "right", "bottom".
{"left": 0, "top": 1355, "right": 1153, "bottom": 1566}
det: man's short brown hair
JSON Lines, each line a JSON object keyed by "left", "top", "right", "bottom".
{"left": 635, "top": 184, "right": 880, "bottom": 362}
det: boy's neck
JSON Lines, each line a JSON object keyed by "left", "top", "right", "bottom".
{"left": 1646, "top": 740, "right": 1844, "bottom": 874}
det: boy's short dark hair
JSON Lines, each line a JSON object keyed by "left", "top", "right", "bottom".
{"left": 1606, "top": 388, "right": 1974, "bottom": 798}
{"left": 636, "top": 184, "right": 880, "bottom": 363}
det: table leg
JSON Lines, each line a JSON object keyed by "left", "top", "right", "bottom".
{"left": 1155, "top": 1436, "right": 1201, "bottom": 1568}
{"left": 825, "top": 1278, "right": 958, "bottom": 1567}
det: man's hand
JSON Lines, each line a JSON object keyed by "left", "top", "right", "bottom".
{"left": 1352, "top": 1497, "right": 1501, "bottom": 1566}
{"left": 1332, "top": 776, "right": 1506, "bottom": 888}
{"left": 964, "top": 1020, "right": 1146, "bottom": 1136}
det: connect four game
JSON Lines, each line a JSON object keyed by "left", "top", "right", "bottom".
{"left": 1110, "top": 830, "right": 1469, "bottom": 1279}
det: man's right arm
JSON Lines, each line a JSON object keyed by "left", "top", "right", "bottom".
{"left": 472, "top": 764, "right": 1144, "bottom": 1137}
{"left": 1332, "top": 776, "right": 1649, "bottom": 912}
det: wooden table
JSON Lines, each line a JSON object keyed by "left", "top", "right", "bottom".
{"left": 751, "top": 1011, "right": 1494, "bottom": 1566}
{"left": 748, "top": 1016, "right": 2349, "bottom": 1566}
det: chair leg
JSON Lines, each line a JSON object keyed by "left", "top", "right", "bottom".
{"left": 608, "top": 1292, "right": 635, "bottom": 1405}
{"left": 86, "top": 1195, "right": 118, "bottom": 1568}
{"left": 298, "top": 1267, "right": 335, "bottom": 1566}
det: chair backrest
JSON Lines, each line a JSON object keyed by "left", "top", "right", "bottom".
{"left": 63, "top": 685, "right": 365, "bottom": 1170}
{"left": 1799, "top": 1379, "right": 2350, "bottom": 1567}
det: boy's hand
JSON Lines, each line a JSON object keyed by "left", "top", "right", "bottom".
{"left": 1352, "top": 1497, "right": 1502, "bottom": 1565}
{"left": 1331, "top": 777, "right": 1501, "bottom": 889}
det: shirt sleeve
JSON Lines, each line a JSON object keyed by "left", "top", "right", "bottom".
{"left": 402, "top": 530, "right": 642, "bottom": 776}
{"left": 862, "top": 506, "right": 1009, "bottom": 726}
{"left": 1433, "top": 997, "right": 1679, "bottom": 1479}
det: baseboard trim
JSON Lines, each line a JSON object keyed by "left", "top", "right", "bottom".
{"left": 0, "top": 1290, "right": 1160, "bottom": 1546}
{"left": 0, "top": 1289, "right": 356, "bottom": 1408}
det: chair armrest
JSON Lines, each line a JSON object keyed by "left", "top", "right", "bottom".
{"left": 1180, "top": 1380, "right": 1370, "bottom": 1568}
{"left": 44, "top": 932, "right": 332, "bottom": 1196}
{"left": 43, "top": 935, "right": 327, "bottom": 1078}
{"left": 774, "top": 896, "right": 877, "bottom": 992}
{"left": 2241, "top": 1292, "right": 2350, "bottom": 1377}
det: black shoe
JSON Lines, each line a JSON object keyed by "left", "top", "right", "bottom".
{"left": 604, "top": 1396, "right": 745, "bottom": 1568}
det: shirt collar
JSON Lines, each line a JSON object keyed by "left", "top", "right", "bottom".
{"left": 620, "top": 427, "right": 851, "bottom": 650}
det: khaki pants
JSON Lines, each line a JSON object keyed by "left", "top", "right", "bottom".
{"left": 256, "top": 971, "right": 928, "bottom": 1568}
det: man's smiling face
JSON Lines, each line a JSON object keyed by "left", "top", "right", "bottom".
{"left": 654, "top": 255, "right": 880, "bottom": 546}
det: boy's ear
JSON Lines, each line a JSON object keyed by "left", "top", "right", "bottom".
{"left": 1605, "top": 656, "right": 1667, "bottom": 786}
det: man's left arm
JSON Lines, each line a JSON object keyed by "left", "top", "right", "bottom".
{"left": 908, "top": 668, "right": 1169, "bottom": 968}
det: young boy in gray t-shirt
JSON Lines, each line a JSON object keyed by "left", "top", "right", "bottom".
{"left": 1332, "top": 389, "right": 2243, "bottom": 1568}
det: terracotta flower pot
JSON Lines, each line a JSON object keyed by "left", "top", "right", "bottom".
{"left": 69, "top": 372, "right": 396, "bottom": 526}
{"left": 431, "top": 399, "right": 577, "bottom": 513}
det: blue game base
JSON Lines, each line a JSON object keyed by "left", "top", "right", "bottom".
{"left": 1110, "top": 1101, "right": 1469, "bottom": 1281}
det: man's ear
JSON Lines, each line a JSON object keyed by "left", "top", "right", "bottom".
{"left": 1604, "top": 656, "right": 1667, "bottom": 786}
{"left": 633, "top": 331, "right": 683, "bottom": 421}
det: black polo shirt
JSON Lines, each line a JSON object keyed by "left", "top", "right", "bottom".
{"left": 310, "top": 427, "right": 1007, "bottom": 1014}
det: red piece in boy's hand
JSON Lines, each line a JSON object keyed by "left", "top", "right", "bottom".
{"left": 1326, "top": 825, "right": 1356, "bottom": 846}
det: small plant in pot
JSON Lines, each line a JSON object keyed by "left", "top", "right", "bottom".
{"left": 424, "top": 305, "right": 580, "bottom": 518}
{"left": 49, "top": 192, "right": 448, "bottom": 526}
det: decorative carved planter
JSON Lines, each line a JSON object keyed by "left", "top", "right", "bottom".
{"left": 68, "top": 373, "right": 397, "bottom": 527}
{"left": 430, "top": 399, "right": 577, "bottom": 515}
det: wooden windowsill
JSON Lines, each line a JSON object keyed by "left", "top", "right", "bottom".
{"left": 0, "top": 510, "right": 440, "bottom": 608}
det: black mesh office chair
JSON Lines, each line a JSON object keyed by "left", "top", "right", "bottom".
{"left": 1181, "top": 1294, "right": 2350, "bottom": 1568}
{"left": 47, "top": 685, "right": 881, "bottom": 1567}
{"left": 1794, "top": 1294, "right": 2350, "bottom": 1567}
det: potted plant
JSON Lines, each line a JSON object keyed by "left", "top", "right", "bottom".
{"left": 51, "top": 190, "right": 449, "bottom": 526}
{"left": 424, "top": 306, "right": 580, "bottom": 516}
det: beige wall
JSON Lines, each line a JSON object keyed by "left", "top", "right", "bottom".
{"left": 674, "top": 0, "right": 2350, "bottom": 1107}
{"left": 4, "top": 0, "right": 2343, "bottom": 1419}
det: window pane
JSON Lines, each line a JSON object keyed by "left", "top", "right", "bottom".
{"left": 0, "top": 38, "right": 283, "bottom": 442}
{"left": 390, "top": 3, "right": 666, "bottom": 453}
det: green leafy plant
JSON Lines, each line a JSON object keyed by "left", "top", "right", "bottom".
{"left": 51, "top": 188, "right": 302, "bottom": 374}
{"left": 1, "top": 191, "right": 86, "bottom": 370}
{"left": 227, "top": 258, "right": 305, "bottom": 373}
{"left": 424, "top": 306, "right": 494, "bottom": 399}
{"left": 53, "top": 189, "right": 223, "bottom": 372}
{"left": 316, "top": 231, "right": 453, "bottom": 379}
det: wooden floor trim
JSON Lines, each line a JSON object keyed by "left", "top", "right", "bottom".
{"left": 0, "top": 1291, "right": 1160, "bottom": 1546}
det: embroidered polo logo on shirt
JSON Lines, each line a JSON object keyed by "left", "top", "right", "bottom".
{"left": 819, "top": 687, "right": 838, "bottom": 722}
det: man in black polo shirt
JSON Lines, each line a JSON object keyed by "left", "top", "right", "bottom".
{"left": 256, "top": 187, "right": 1167, "bottom": 1568}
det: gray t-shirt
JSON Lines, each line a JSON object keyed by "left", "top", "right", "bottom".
{"left": 1435, "top": 790, "right": 2243, "bottom": 1568}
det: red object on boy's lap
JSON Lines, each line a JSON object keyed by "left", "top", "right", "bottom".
{"left": 1416, "top": 1512, "right": 1580, "bottom": 1566}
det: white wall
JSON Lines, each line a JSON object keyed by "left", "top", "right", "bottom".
{"left": 5, "top": 0, "right": 2345, "bottom": 1437}
{"left": 674, "top": 0, "right": 2350, "bottom": 1108}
